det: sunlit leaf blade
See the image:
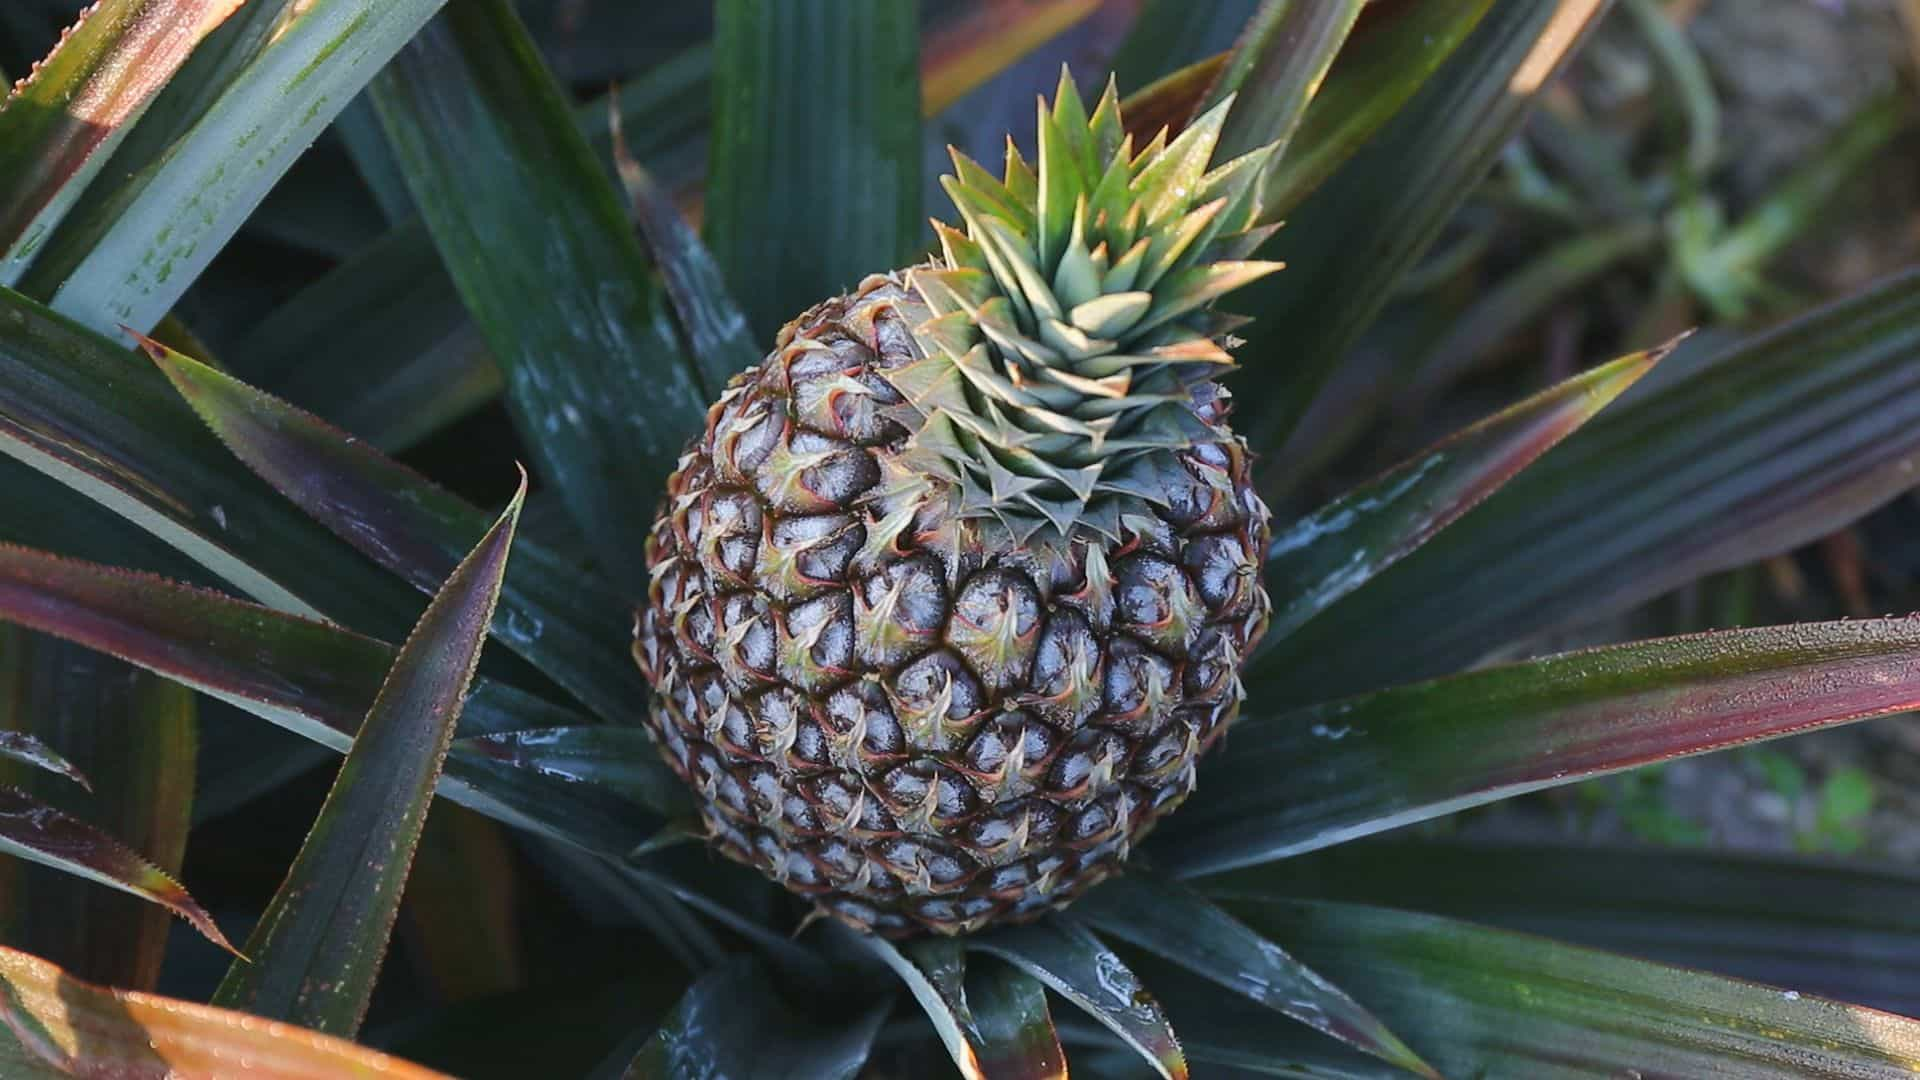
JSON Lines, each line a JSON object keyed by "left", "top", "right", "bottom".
{"left": 1261, "top": 0, "right": 1496, "bottom": 219}
{"left": 24, "top": 0, "right": 450, "bottom": 338}
{"left": 1078, "top": 874, "right": 1435, "bottom": 1078}
{"left": 1163, "top": 618, "right": 1920, "bottom": 877}
{"left": 0, "top": 733, "right": 84, "bottom": 790}
{"left": 212, "top": 480, "right": 521, "bottom": 1036}
{"left": 0, "top": 628, "right": 194, "bottom": 992}
{"left": 0, "top": 943, "right": 451, "bottom": 1079}
{"left": 612, "top": 133, "right": 758, "bottom": 390}
{"left": 1227, "top": 899, "right": 1920, "bottom": 1079}
{"left": 1110, "top": 0, "right": 1256, "bottom": 92}
{"left": 0, "top": 786, "right": 228, "bottom": 953}
{"left": 1263, "top": 344, "right": 1665, "bottom": 644}
{"left": 625, "top": 956, "right": 888, "bottom": 1080}
{"left": 923, "top": 1, "right": 1100, "bottom": 115}
{"left": 972, "top": 917, "right": 1188, "bottom": 1080}
{"left": 454, "top": 726, "right": 681, "bottom": 817}
{"left": 1208, "top": 0, "right": 1364, "bottom": 160}
{"left": 143, "top": 336, "right": 650, "bottom": 731}
{"left": 706, "top": 0, "right": 921, "bottom": 344}
{"left": 1118, "top": 54, "right": 1229, "bottom": 144}
{"left": 371, "top": 0, "right": 708, "bottom": 592}
{"left": 1264, "top": 267, "right": 1920, "bottom": 705}
{"left": 0, "top": 0, "right": 243, "bottom": 283}
{"left": 1220, "top": 842, "right": 1920, "bottom": 1018}
{"left": 1241, "top": 0, "right": 1611, "bottom": 451}
{"left": 862, "top": 936, "right": 1068, "bottom": 1080}
{"left": 0, "top": 284, "right": 425, "bottom": 638}
{"left": 0, "top": 542, "right": 656, "bottom": 855}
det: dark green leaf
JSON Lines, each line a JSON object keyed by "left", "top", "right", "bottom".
{"left": 971, "top": 917, "right": 1188, "bottom": 1080}
{"left": 213, "top": 481, "right": 522, "bottom": 1035}
{"left": 1078, "top": 874, "right": 1433, "bottom": 1077}
{"left": 22, "top": 0, "right": 452, "bottom": 337}
{"left": 1209, "top": 0, "right": 1365, "bottom": 161}
{"left": 1264, "top": 344, "right": 1663, "bottom": 644}
{"left": 863, "top": 937, "right": 1068, "bottom": 1080}
{"left": 0, "top": 732, "right": 84, "bottom": 790}
{"left": 0, "top": 541, "right": 654, "bottom": 856}
{"left": 1241, "top": 0, "right": 1611, "bottom": 451}
{"left": 1228, "top": 899, "right": 1920, "bottom": 1079}
{"left": 706, "top": 0, "right": 921, "bottom": 343}
{"left": 371, "top": 0, "right": 708, "bottom": 592}
{"left": 0, "top": 0, "right": 244, "bottom": 282}
{"left": 145, "top": 336, "right": 653, "bottom": 734}
{"left": 454, "top": 727, "right": 682, "bottom": 818}
{"left": 1262, "top": 268, "right": 1920, "bottom": 704}
{"left": 0, "top": 944, "right": 453, "bottom": 1078}
{"left": 1109, "top": 0, "right": 1257, "bottom": 92}
{"left": 1166, "top": 618, "right": 1920, "bottom": 876}
{"left": 624, "top": 956, "right": 887, "bottom": 1080}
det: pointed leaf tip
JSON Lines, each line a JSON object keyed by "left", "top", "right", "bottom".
{"left": 0, "top": 732, "right": 91, "bottom": 791}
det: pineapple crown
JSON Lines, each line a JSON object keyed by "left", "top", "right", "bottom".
{"left": 890, "top": 67, "right": 1283, "bottom": 546}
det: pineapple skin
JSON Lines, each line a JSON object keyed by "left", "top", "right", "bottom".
{"left": 636, "top": 271, "right": 1271, "bottom": 938}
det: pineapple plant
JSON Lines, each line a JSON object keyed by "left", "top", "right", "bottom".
{"left": 0, "top": 1, "right": 1918, "bottom": 1078}
{"left": 637, "top": 78, "right": 1279, "bottom": 936}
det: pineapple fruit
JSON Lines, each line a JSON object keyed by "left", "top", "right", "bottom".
{"left": 636, "top": 72, "right": 1281, "bottom": 937}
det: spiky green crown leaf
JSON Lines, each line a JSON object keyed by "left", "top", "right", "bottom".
{"left": 893, "top": 68, "right": 1282, "bottom": 545}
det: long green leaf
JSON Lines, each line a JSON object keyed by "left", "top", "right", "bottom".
{"left": 706, "top": 0, "right": 921, "bottom": 344}
{"left": 1241, "top": 0, "right": 1610, "bottom": 451}
{"left": 1209, "top": 0, "right": 1365, "bottom": 161}
{"left": 25, "top": 0, "right": 450, "bottom": 337}
{"left": 1077, "top": 874, "right": 1434, "bottom": 1077}
{"left": 0, "top": 627, "right": 195, "bottom": 991}
{"left": 1262, "top": 268, "right": 1920, "bottom": 704}
{"left": 371, "top": 0, "right": 707, "bottom": 593}
{"left": 1163, "top": 618, "right": 1920, "bottom": 877}
{"left": 1263, "top": 344, "right": 1663, "bottom": 645}
{"left": 0, "top": 0, "right": 244, "bottom": 282}
{"left": 1216, "top": 842, "right": 1920, "bottom": 1018}
{"left": 146, "top": 338, "right": 650, "bottom": 730}
{"left": 453, "top": 727, "right": 681, "bottom": 817}
{"left": 862, "top": 936, "right": 1068, "bottom": 1080}
{"left": 0, "top": 284, "right": 423, "bottom": 635}
{"left": 971, "top": 917, "right": 1188, "bottom": 1080}
{"left": 1228, "top": 899, "right": 1920, "bottom": 1079}
{"left": 0, "top": 944, "right": 451, "bottom": 1078}
{"left": 625, "top": 957, "right": 887, "bottom": 1080}
{"left": 0, "top": 732, "right": 84, "bottom": 790}
{"left": 212, "top": 479, "right": 521, "bottom": 1035}
{"left": 0, "top": 542, "right": 656, "bottom": 856}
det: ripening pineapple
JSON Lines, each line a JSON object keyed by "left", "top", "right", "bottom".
{"left": 635, "top": 71, "right": 1281, "bottom": 937}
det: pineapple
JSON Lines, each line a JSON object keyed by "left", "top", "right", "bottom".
{"left": 636, "top": 72, "right": 1281, "bottom": 937}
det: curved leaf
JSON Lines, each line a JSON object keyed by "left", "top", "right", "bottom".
{"left": 213, "top": 479, "right": 522, "bottom": 1036}
{"left": 0, "top": 733, "right": 85, "bottom": 790}
{"left": 1261, "top": 343, "right": 1665, "bottom": 646}
{"left": 1077, "top": 874, "right": 1434, "bottom": 1078}
{"left": 863, "top": 936, "right": 1068, "bottom": 1080}
{"left": 625, "top": 956, "right": 887, "bottom": 1080}
{"left": 26, "top": 0, "right": 451, "bottom": 338}
{"left": 971, "top": 917, "right": 1188, "bottom": 1080}
{"left": 0, "top": 542, "right": 657, "bottom": 856}
{"left": 454, "top": 726, "right": 681, "bottom": 817}
{"left": 1216, "top": 842, "right": 1920, "bottom": 1018}
{"left": 1209, "top": 0, "right": 1365, "bottom": 161}
{"left": 370, "top": 0, "right": 707, "bottom": 592}
{"left": 0, "top": 944, "right": 450, "bottom": 1078}
{"left": 1164, "top": 618, "right": 1920, "bottom": 876}
{"left": 0, "top": 786, "right": 228, "bottom": 953}
{"left": 143, "top": 335, "right": 649, "bottom": 730}
{"left": 1228, "top": 899, "right": 1920, "bottom": 1079}
{"left": 0, "top": 0, "right": 244, "bottom": 281}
